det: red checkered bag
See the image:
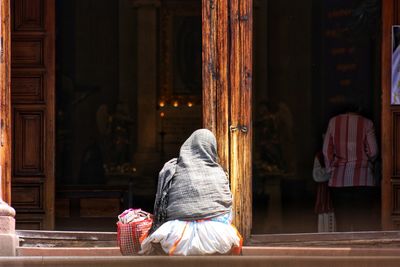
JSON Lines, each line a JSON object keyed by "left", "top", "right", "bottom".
{"left": 117, "top": 209, "right": 153, "bottom": 255}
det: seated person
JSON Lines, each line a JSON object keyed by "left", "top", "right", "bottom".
{"left": 141, "top": 129, "right": 241, "bottom": 255}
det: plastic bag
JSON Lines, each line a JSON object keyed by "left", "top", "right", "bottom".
{"left": 141, "top": 219, "right": 242, "bottom": 256}
{"left": 117, "top": 209, "right": 153, "bottom": 255}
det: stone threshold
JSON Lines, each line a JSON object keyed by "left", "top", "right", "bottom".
{"left": 17, "top": 247, "right": 122, "bottom": 256}
{"left": 243, "top": 246, "right": 400, "bottom": 256}
{"left": 248, "top": 231, "right": 400, "bottom": 247}
{"left": 1, "top": 256, "right": 400, "bottom": 267}
{"left": 16, "top": 230, "right": 117, "bottom": 248}
{"left": 18, "top": 230, "right": 400, "bottom": 248}
{"left": 16, "top": 246, "right": 400, "bottom": 257}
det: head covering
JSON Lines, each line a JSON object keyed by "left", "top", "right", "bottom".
{"left": 152, "top": 129, "right": 232, "bottom": 230}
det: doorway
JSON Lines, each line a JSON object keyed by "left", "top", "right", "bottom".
{"left": 5, "top": 0, "right": 397, "bottom": 234}
{"left": 7, "top": 0, "right": 202, "bottom": 231}
{"left": 252, "top": 0, "right": 382, "bottom": 234}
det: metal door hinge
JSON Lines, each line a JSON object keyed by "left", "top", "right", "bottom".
{"left": 0, "top": 119, "right": 4, "bottom": 147}
{"left": 239, "top": 15, "right": 249, "bottom": 21}
{"left": 209, "top": 0, "right": 215, "bottom": 9}
{"left": 0, "top": 37, "right": 4, "bottom": 63}
{"left": 230, "top": 125, "right": 248, "bottom": 133}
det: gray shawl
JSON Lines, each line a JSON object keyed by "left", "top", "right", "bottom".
{"left": 152, "top": 129, "right": 232, "bottom": 231}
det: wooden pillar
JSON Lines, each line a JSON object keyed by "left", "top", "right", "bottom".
{"left": 229, "top": 0, "right": 253, "bottom": 240}
{"left": 381, "top": 0, "right": 393, "bottom": 230}
{"left": 381, "top": 0, "right": 400, "bottom": 230}
{"left": 0, "top": 0, "right": 17, "bottom": 256}
{"left": 133, "top": 0, "right": 159, "bottom": 155}
{"left": 203, "top": 0, "right": 253, "bottom": 239}
{"left": 202, "top": 0, "right": 230, "bottom": 171}
{"left": 0, "top": 0, "right": 12, "bottom": 205}
{"left": 131, "top": 0, "right": 161, "bottom": 182}
{"left": 119, "top": 0, "right": 137, "bottom": 157}
{"left": 132, "top": 0, "right": 160, "bottom": 176}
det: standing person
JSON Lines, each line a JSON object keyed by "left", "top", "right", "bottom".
{"left": 313, "top": 137, "right": 336, "bottom": 232}
{"left": 141, "top": 129, "right": 241, "bottom": 255}
{"left": 323, "top": 105, "right": 379, "bottom": 231}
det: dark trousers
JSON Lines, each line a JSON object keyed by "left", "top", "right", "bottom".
{"left": 330, "top": 187, "right": 380, "bottom": 232}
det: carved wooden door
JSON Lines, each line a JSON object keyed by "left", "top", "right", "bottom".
{"left": 368, "top": 0, "right": 400, "bottom": 230}
{"left": 10, "top": 0, "right": 55, "bottom": 229}
{"left": 202, "top": 0, "right": 253, "bottom": 239}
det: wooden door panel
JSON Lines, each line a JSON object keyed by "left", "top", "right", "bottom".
{"left": 393, "top": 111, "right": 400, "bottom": 176}
{"left": 13, "top": 0, "right": 45, "bottom": 32}
{"left": 391, "top": 110, "right": 400, "bottom": 225}
{"left": 11, "top": 70, "right": 45, "bottom": 103}
{"left": 11, "top": 0, "right": 55, "bottom": 230}
{"left": 11, "top": 38, "right": 44, "bottom": 67}
{"left": 15, "top": 213, "right": 43, "bottom": 230}
{"left": 11, "top": 183, "right": 43, "bottom": 210}
{"left": 13, "top": 108, "right": 45, "bottom": 176}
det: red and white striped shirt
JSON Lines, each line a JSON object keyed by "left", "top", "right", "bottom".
{"left": 323, "top": 113, "right": 378, "bottom": 187}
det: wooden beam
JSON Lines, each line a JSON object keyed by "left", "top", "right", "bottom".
{"left": 381, "top": 0, "right": 395, "bottom": 230}
{"left": 229, "top": 0, "right": 253, "bottom": 240}
{"left": 202, "top": 0, "right": 217, "bottom": 133}
{"left": 202, "top": 0, "right": 230, "bottom": 171}
{"left": 215, "top": 0, "right": 230, "bottom": 172}
{"left": 44, "top": 0, "right": 56, "bottom": 230}
{"left": 0, "top": 0, "right": 11, "bottom": 205}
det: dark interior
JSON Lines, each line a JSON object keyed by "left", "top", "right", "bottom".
{"left": 54, "top": 0, "right": 382, "bottom": 233}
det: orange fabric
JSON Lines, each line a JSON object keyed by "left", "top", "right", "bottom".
{"left": 168, "top": 222, "right": 189, "bottom": 256}
{"left": 230, "top": 224, "right": 243, "bottom": 255}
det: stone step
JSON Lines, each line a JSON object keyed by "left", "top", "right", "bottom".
{"left": 16, "top": 245, "right": 400, "bottom": 257}
{"left": 247, "top": 230, "right": 400, "bottom": 247}
{"left": 243, "top": 246, "right": 400, "bottom": 256}
{"left": 16, "top": 230, "right": 117, "bottom": 248}
{"left": 1, "top": 256, "right": 400, "bottom": 267}
{"left": 17, "top": 247, "right": 121, "bottom": 256}
{"left": 18, "top": 230, "right": 400, "bottom": 248}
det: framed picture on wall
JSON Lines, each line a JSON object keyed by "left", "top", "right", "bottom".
{"left": 159, "top": 1, "right": 201, "bottom": 104}
{"left": 392, "top": 25, "right": 400, "bottom": 105}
